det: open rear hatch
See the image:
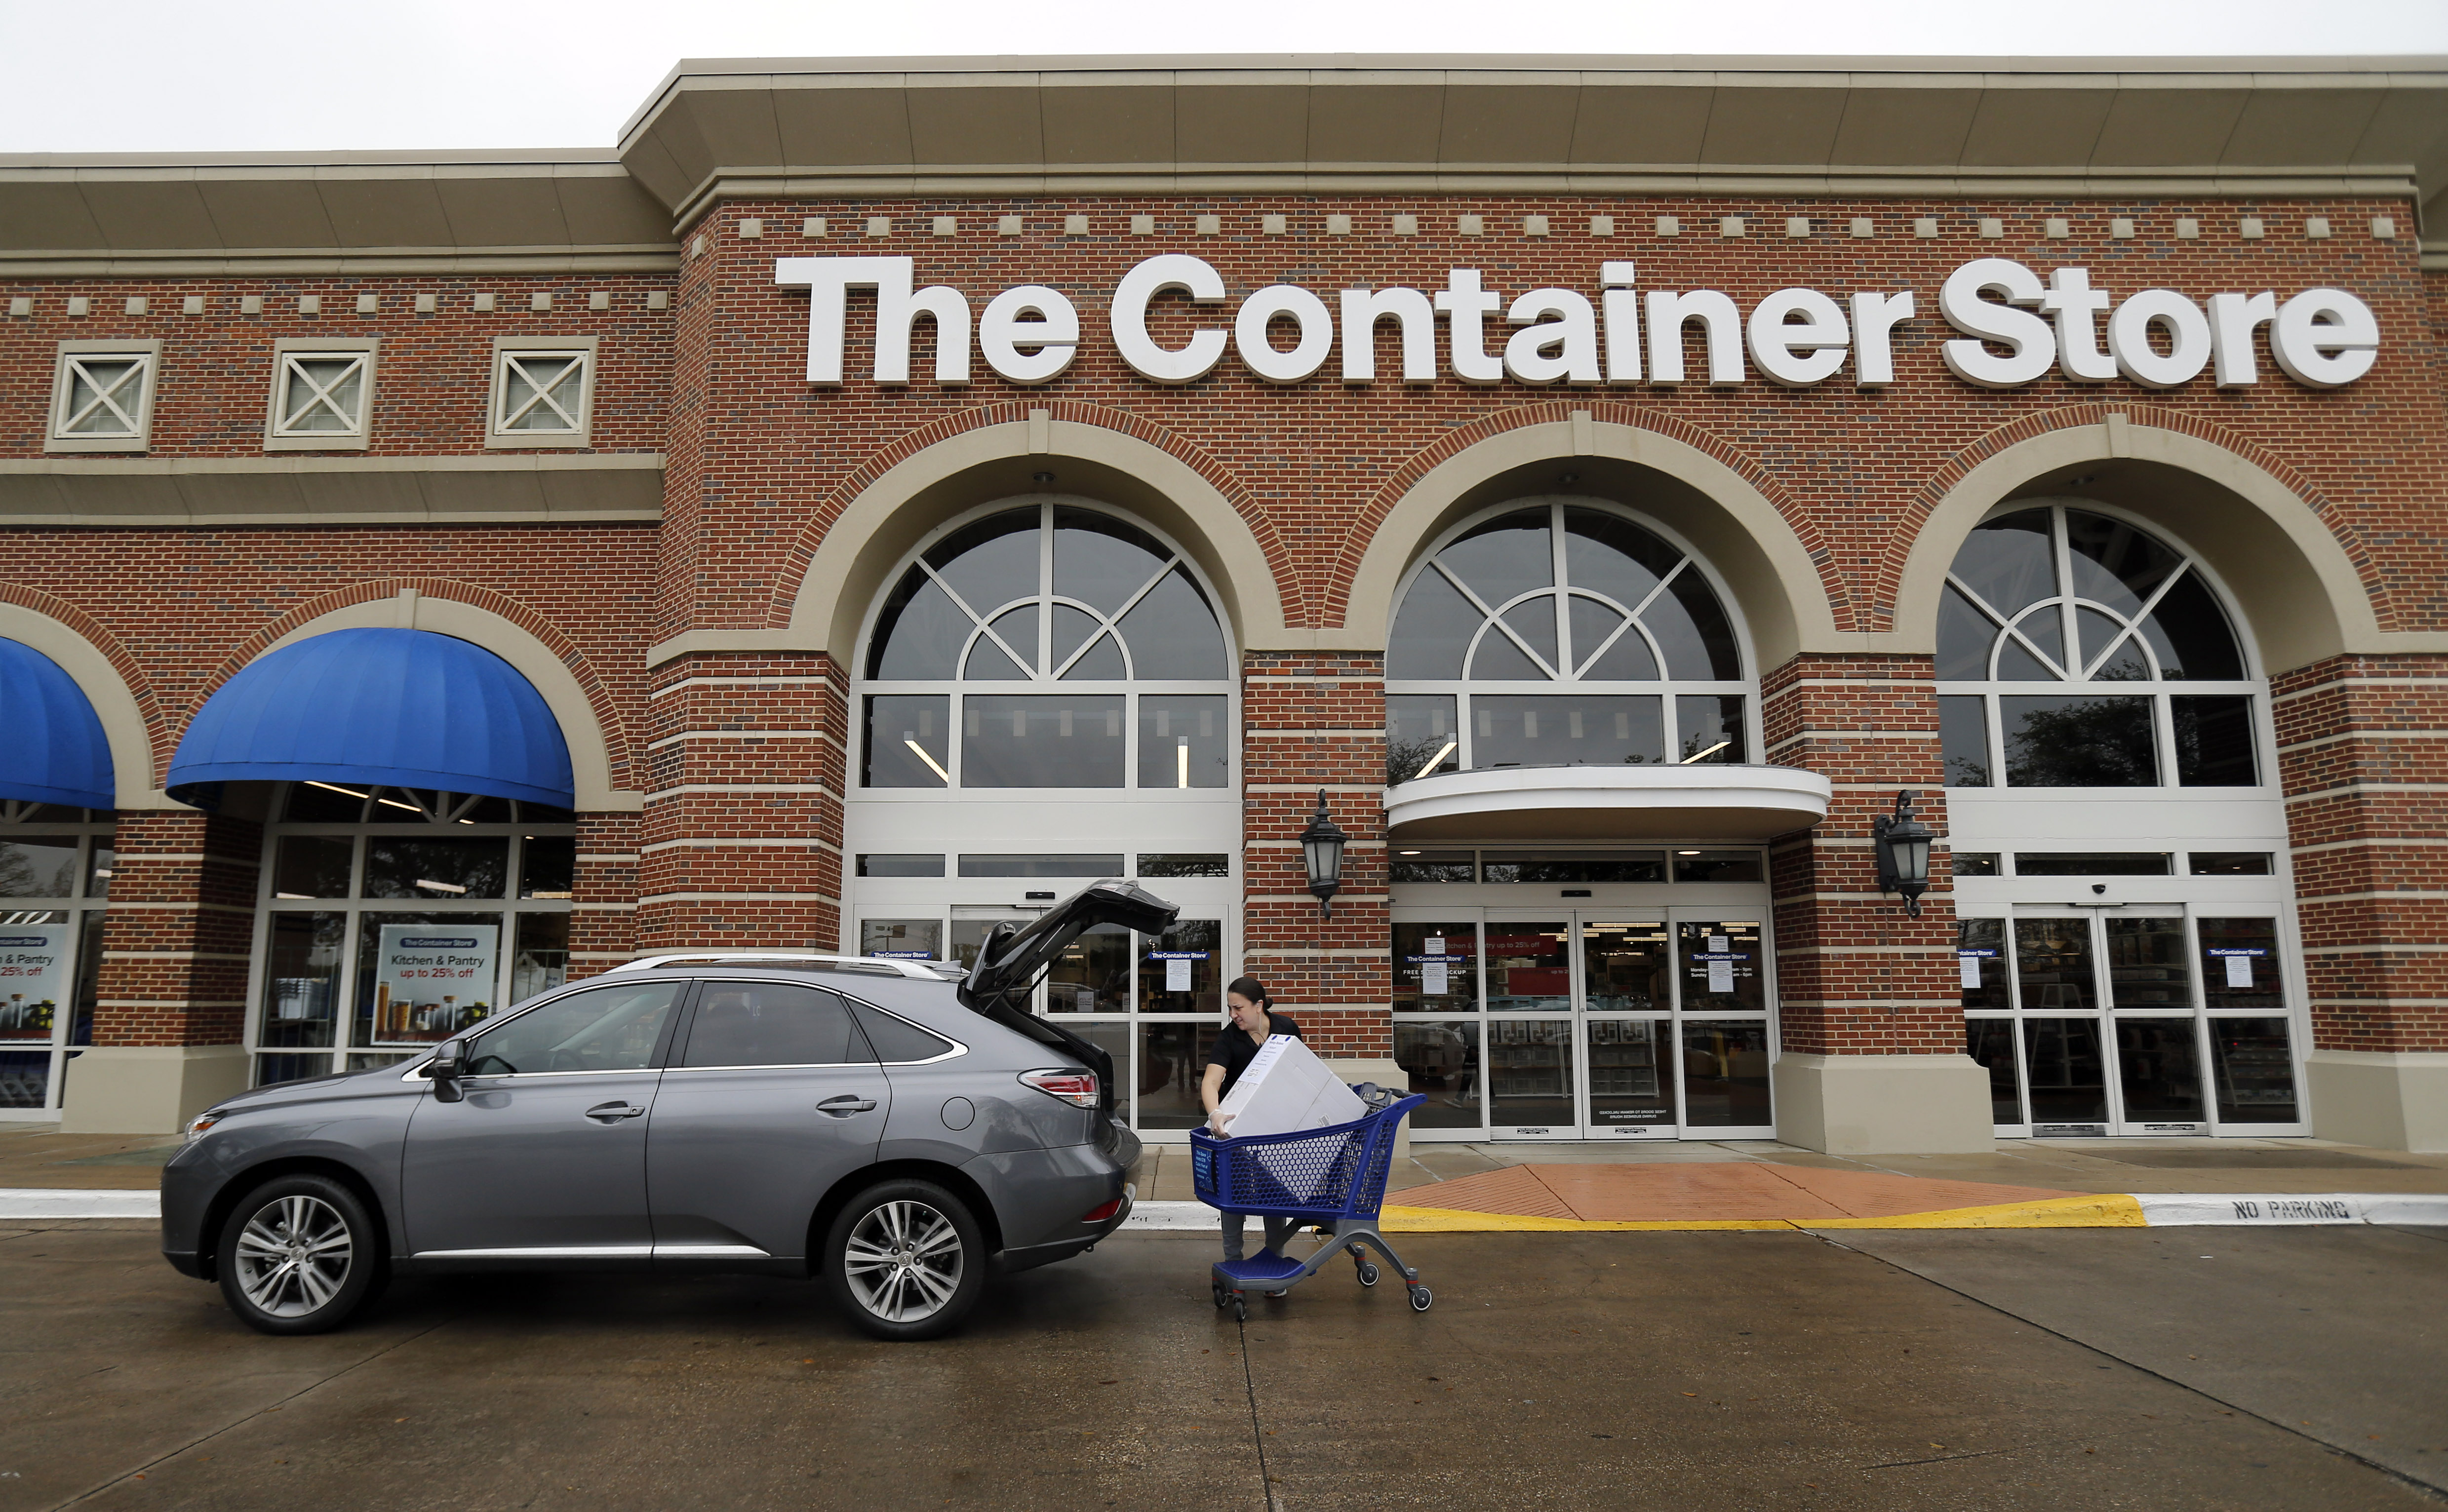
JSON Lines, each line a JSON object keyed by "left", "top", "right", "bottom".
{"left": 958, "top": 879, "right": 1180, "bottom": 1115}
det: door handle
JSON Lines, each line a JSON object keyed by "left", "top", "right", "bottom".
{"left": 584, "top": 1101, "right": 646, "bottom": 1123}
{"left": 816, "top": 1095, "right": 878, "bottom": 1117}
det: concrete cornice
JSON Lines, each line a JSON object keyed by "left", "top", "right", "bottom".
{"left": 617, "top": 55, "right": 2448, "bottom": 234}
{"left": 0, "top": 156, "right": 677, "bottom": 272}
{"left": 5, "top": 57, "right": 2441, "bottom": 260}
{"left": 0, "top": 452, "right": 665, "bottom": 528}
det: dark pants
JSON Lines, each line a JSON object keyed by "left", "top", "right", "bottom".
{"left": 1221, "top": 1211, "right": 1298, "bottom": 1263}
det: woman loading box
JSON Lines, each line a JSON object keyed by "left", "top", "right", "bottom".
{"left": 1202, "top": 976, "right": 1303, "bottom": 1273}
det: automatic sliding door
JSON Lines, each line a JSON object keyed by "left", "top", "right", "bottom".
{"left": 1581, "top": 918, "right": 1670, "bottom": 1137}
{"left": 1486, "top": 918, "right": 1574, "bottom": 1138}
{"left": 1671, "top": 917, "right": 1774, "bottom": 1135}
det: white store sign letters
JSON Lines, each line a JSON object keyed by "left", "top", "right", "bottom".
{"left": 777, "top": 254, "right": 2379, "bottom": 394}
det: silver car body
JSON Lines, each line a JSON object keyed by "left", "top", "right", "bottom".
{"left": 160, "top": 961, "right": 1143, "bottom": 1286}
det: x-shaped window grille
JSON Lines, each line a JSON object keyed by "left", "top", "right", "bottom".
{"left": 275, "top": 354, "right": 368, "bottom": 435}
{"left": 496, "top": 352, "right": 586, "bottom": 432}
{"left": 58, "top": 355, "right": 149, "bottom": 435}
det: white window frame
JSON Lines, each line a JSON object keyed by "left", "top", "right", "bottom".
{"left": 46, "top": 340, "right": 160, "bottom": 454}
{"left": 1383, "top": 496, "right": 1761, "bottom": 778}
{"left": 264, "top": 338, "right": 379, "bottom": 451}
{"left": 485, "top": 336, "right": 598, "bottom": 449}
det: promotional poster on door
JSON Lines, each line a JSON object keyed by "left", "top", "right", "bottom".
{"left": 373, "top": 924, "right": 498, "bottom": 1046}
{"left": 0, "top": 924, "right": 69, "bottom": 1040}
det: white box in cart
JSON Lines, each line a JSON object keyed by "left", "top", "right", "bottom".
{"left": 1212, "top": 1034, "right": 1366, "bottom": 1139}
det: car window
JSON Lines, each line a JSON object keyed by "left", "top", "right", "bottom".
{"left": 850, "top": 1001, "right": 957, "bottom": 1063}
{"left": 680, "top": 981, "right": 875, "bottom": 1068}
{"left": 464, "top": 981, "right": 683, "bottom": 1076}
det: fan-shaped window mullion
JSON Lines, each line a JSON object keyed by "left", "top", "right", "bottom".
{"left": 1944, "top": 572, "right": 2017, "bottom": 632}
{"left": 1477, "top": 590, "right": 1561, "bottom": 679}
{"left": 1432, "top": 559, "right": 1503, "bottom": 622}
{"left": 1565, "top": 589, "right": 1636, "bottom": 679}
{"left": 2068, "top": 600, "right": 2148, "bottom": 681}
{"left": 962, "top": 620, "right": 1038, "bottom": 681}
{"left": 1990, "top": 614, "right": 2068, "bottom": 681}
{"left": 1091, "top": 557, "right": 1179, "bottom": 677}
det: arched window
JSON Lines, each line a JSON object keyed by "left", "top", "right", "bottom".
{"left": 1937, "top": 503, "right": 2259, "bottom": 789}
{"left": 859, "top": 501, "right": 1233, "bottom": 789}
{"left": 1383, "top": 500, "right": 1747, "bottom": 784}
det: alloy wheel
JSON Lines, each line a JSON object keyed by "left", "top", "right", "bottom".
{"left": 233, "top": 1194, "right": 353, "bottom": 1318}
{"left": 841, "top": 1199, "right": 965, "bottom": 1322}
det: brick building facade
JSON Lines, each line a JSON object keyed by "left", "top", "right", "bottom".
{"left": 2, "top": 56, "right": 2443, "bottom": 1150}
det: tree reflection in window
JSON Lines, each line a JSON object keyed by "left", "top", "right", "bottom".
{"left": 1383, "top": 501, "right": 1746, "bottom": 783}
{"left": 1938, "top": 504, "right": 2258, "bottom": 789}
{"left": 859, "top": 502, "right": 1234, "bottom": 789}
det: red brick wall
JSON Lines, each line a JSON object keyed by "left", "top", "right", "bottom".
{"left": 5, "top": 194, "right": 2445, "bottom": 1068}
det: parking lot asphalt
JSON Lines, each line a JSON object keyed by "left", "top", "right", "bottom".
{"left": 0, "top": 1222, "right": 2440, "bottom": 1512}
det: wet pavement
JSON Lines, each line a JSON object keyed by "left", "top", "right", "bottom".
{"left": 0, "top": 1220, "right": 2440, "bottom": 1511}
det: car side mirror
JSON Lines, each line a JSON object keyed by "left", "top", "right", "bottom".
{"left": 429, "top": 1039, "right": 467, "bottom": 1103}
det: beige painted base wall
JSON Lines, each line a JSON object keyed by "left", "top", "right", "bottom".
{"left": 1771, "top": 1052, "right": 1996, "bottom": 1155}
{"left": 61, "top": 1046, "right": 251, "bottom": 1136}
{"left": 2305, "top": 1050, "right": 2448, "bottom": 1153}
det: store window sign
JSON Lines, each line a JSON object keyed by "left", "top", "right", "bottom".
{"left": 778, "top": 255, "right": 2379, "bottom": 395}
{"left": 373, "top": 925, "right": 498, "bottom": 1046}
{"left": 1693, "top": 952, "right": 1749, "bottom": 994}
{"left": 1149, "top": 949, "right": 1208, "bottom": 992}
{"left": 1406, "top": 954, "right": 1467, "bottom": 994}
{"left": 1959, "top": 946, "right": 1999, "bottom": 989}
{"left": 2207, "top": 947, "right": 2267, "bottom": 989}
{"left": 0, "top": 927, "right": 68, "bottom": 1039}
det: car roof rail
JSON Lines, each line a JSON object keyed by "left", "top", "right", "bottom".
{"left": 608, "top": 952, "right": 958, "bottom": 981}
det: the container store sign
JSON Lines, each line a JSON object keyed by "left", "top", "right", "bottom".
{"left": 781, "top": 254, "right": 2379, "bottom": 394}
{"left": 372, "top": 924, "right": 498, "bottom": 1046}
{"left": 0, "top": 925, "right": 69, "bottom": 1041}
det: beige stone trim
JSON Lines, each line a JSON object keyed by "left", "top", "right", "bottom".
{"left": 722, "top": 419, "right": 1296, "bottom": 668}
{"left": 262, "top": 590, "right": 642, "bottom": 813}
{"left": 0, "top": 598, "right": 160, "bottom": 804}
{"left": 1344, "top": 417, "right": 1843, "bottom": 667}
{"left": 1896, "top": 429, "right": 2442, "bottom": 674}
{"left": 0, "top": 453, "right": 665, "bottom": 528}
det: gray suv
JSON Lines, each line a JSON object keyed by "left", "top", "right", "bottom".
{"left": 160, "top": 880, "right": 1173, "bottom": 1341}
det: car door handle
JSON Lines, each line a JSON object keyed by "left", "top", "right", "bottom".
{"left": 584, "top": 1101, "right": 646, "bottom": 1123}
{"left": 816, "top": 1095, "right": 878, "bottom": 1117}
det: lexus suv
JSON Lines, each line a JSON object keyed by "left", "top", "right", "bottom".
{"left": 160, "top": 880, "right": 1173, "bottom": 1341}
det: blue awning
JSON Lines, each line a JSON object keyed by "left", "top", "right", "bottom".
{"left": 167, "top": 627, "right": 574, "bottom": 809}
{"left": 0, "top": 636, "right": 115, "bottom": 811}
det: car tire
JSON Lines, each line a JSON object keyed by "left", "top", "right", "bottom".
{"left": 823, "top": 1179, "right": 986, "bottom": 1342}
{"left": 215, "top": 1174, "right": 386, "bottom": 1336}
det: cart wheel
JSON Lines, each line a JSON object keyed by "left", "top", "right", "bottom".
{"left": 1408, "top": 1285, "right": 1433, "bottom": 1312}
{"left": 1211, "top": 1281, "right": 1228, "bottom": 1310}
{"left": 1355, "top": 1261, "right": 1381, "bottom": 1287}
{"left": 1233, "top": 1298, "right": 1248, "bottom": 1323}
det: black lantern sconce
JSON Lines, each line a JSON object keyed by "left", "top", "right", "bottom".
{"left": 1872, "top": 789, "right": 1937, "bottom": 917}
{"left": 1298, "top": 789, "right": 1348, "bottom": 917}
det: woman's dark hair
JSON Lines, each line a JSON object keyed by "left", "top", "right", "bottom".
{"left": 1224, "top": 976, "right": 1271, "bottom": 1010}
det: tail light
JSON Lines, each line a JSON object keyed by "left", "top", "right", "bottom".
{"left": 1019, "top": 1068, "right": 1099, "bottom": 1108}
{"left": 1079, "top": 1196, "right": 1123, "bottom": 1223}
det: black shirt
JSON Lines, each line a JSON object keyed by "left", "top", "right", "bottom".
{"left": 1207, "top": 1011, "right": 1303, "bottom": 1097}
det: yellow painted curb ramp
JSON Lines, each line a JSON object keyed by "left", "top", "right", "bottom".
{"left": 1378, "top": 1194, "right": 2148, "bottom": 1233}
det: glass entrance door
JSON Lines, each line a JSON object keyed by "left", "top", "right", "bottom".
{"left": 1400, "top": 907, "right": 1777, "bottom": 1141}
{"left": 1962, "top": 906, "right": 2306, "bottom": 1137}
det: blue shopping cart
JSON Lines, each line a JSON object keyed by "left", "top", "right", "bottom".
{"left": 1191, "top": 1088, "right": 1430, "bottom": 1320}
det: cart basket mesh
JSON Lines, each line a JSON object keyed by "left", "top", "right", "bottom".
{"left": 1189, "top": 1094, "right": 1422, "bottom": 1223}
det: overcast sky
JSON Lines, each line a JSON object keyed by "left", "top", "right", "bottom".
{"left": 2, "top": 0, "right": 2443, "bottom": 155}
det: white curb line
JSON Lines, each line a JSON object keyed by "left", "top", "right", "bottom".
{"left": 7, "top": 1190, "right": 2444, "bottom": 1229}
{"left": 0, "top": 1188, "right": 161, "bottom": 1219}
{"left": 2132, "top": 1192, "right": 2448, "bottom": 1227}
